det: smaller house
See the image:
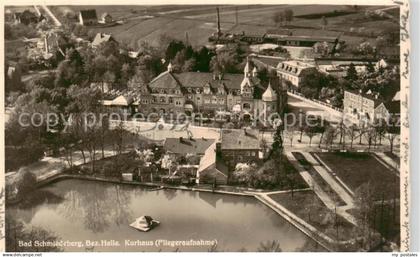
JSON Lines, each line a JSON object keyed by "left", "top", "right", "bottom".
{"left": 163, "top": 137, "right": 215, "bottom": 156}
{"left": 91, "top": 33, "right": 116, "bottom": 48}
{"left": 103, "top": 95, "right": 134, "bottom": 115}
{"left": 100, "top": 13, "right": 113, "bottom": 24}
{"left": 218, "top": 128, "right": 261, "bottom": 169}
{"left": 196, "top": 142, "right": 229, "bottom": 185}
{"left": 79, "top": 9, "right": 98, "bottom": 26}
{"left": 343, "top": 90, "right": 400, "bottom": 121}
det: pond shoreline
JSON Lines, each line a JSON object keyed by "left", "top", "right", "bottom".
{"left": 11, "top": 173, "right": 339, "bottom": 251}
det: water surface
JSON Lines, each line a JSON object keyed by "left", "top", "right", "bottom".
{"left": 9, "top": 179, "right": 317, "bottom": 252}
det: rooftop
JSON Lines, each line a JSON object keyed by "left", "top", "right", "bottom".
{"left": 79, "top": 9, "right": 98, "bottom": 20}
{"left": 277, "top": 60, "right": 315, "bottom": 76}
{"left": 164, "top": 137, "right": 215, "bottom": 155}
{"left": 221, "top": 129, "right": 261, "bottom": 150}
{"left": 92, "top": 33, "right": 115, "bottom": 47}
{"left": 149, "top": 71, "right": 260, "bottom": 92}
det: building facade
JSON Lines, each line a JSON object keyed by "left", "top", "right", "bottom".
{"left": 276, "top": 60, "right": 316, "bottom": 88}
{"left": 79, "top": 9, "right": 98, "bottom": 26}
{"left": 132, "top": 60, "right": 285, "bottom": 123}
{"left": 343, "top": 90, "right": 400, "bottom": 121}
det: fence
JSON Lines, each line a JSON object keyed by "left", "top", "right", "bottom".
{"left": 288, "top": 89, "right": 344, "bottom": 113}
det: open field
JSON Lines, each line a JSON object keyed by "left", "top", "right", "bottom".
{"left": 44, "top": 4, "right": 398, "bottom": 49}
{"left": 315, "top": 152, "right": 399, "bottom": 200}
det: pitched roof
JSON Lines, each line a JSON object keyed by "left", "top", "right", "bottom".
{"left": 221, "top": 129, "right": 261, "bottom": 150}
{"left": 262, "top": 83, "right": 277, "bottom": 102}
{"left": 149, "top": 71, "right": 182, "bottom": 90}
{"left": 111, "top": 95, "right": 133, "bottom": 106}
{"left": 277, "top": 60, "right": 315, "bottom": 76}
{"left": 392, "top": 91, "right": 400, "bottom": 101}
{"left": 197, "top": 142, "right": 228, "bottom": 176}
{"left": 101, "top": 12, "right": 112, "bottom": 19}
{"left": 252, "top": 55, "right": 284, "bottom": 70}
{"left": 149, "top": 71, "right": 260, "bottom": 91}
{"left": 80, "top": 9, "right": 97, "bottom": 20}
{"left": 92, "top": 33, "right": 114, "bottom": 47}
{"left": 163, "top": 137, "right": 215, "bottom": 155}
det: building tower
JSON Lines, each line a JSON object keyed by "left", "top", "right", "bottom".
{"left": 167, "top": 62, "right": 173, "bottom": 72}
{"left": 244, "top": 58, "right": 251, "bottom": 77}
{"left": 262, "top": 82, "right": 278, "bottom": 124}
{"left": 252, "top": 66, "right": 258, "bottom": 77}
{"left": 216, "top": 7, "right": 222, "bottom": 38}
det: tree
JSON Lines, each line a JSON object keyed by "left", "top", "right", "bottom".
{"left": 6, "top": 214, "right": 63, "bottom": 252}
{"left": 284, "top": 9, "right": 294, "bottom": 25}
{"left": 346, "top": 124, "right": 358, "bottom": 149}
{"left": 258, "top": 240, "right": 282, "bottom": 252}
{"left": 364, "top": 125, "right": 376, "bottom": 152}
{"left": 323, "top": 126, "right": 336, "bottom": 149}
{"left": 313, "top": 41, "right": 330, "bottom": 56}
{"left": 271, "top": 125, "right": 283, "bottom": 154}
{"left": 366, "top": 62, "right": 375, "bottom": 73}
{"left": 54, "top": 48, "right": 85, "bottom": 88}
{"left": 15, "top": 170, "right": 37, "bottom": 197}
{"left": 165, "top": 40, "right": 186, "bottom": 61}
{"left": 284, "top": 127, "right": 295, "bottom": 147}
{"left": 386, "top": 118, "right": 400, "bottom": 153}
{"left": 321, "top": 16, "right": 328, "bottom": 30}
{"left": 346, "top": 63, "right": 358, "bottom": 81}
{"left": 304, "top": 124, "right": 317, "bottom": 146}
{"left": 272, "top": 11, "right": 285, "bottom": 27}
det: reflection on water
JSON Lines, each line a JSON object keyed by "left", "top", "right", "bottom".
{"left": 8, "top": 179, "right": 319, "bottom": 252}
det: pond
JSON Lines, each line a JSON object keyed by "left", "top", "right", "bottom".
{"left": 8, "top": 179, "right": 319, "bottom": 252}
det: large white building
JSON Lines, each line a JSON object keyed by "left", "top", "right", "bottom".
{"left": 276, "top": 60, "right": 316, "bottom": 88}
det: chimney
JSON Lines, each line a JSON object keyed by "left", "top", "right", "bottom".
{"left": 218, "top": 73, "right": 223, "bottom": 80}
{"left": 216, "top": 7, "right": 221, "bottom": 37}
{"left": 213, "top": 74, "right": 217, "bottom": 80}
{"left": 243, "top": 128, "right": 247, "bottom": 136}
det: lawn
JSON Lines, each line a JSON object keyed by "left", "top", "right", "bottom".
{"left": 315, "top": 152, "right": 399, "bottom": 200}
{"left": 269, "top": 190, "right": 356, "bottom": 242}
{"left": 292, "top": 152, "right": 346, "bottom": 207}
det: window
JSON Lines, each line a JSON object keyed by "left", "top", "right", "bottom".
{"left": 197, "top": 97, "right": 201, "bottom": 101}
{"left": 169, "top": 97, "right": 173, "bottom": 104}
{"left": 243, "top": 103, "right": 251, "bottom": 109}
{"left": 160, "top": 97, "right": 165, "bottom": 103}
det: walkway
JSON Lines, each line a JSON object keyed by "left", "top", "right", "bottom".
{"left": 6, "top": 149, "right": 119, "bottom": 184}
{"left": 374, "top": 152, "right": 400, "bottom": 173}
{"left": 285, "top": 150, "right": 357, "bottom": 225}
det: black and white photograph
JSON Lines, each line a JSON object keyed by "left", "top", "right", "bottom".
{"left": 1, "top": 0, "right": 411, "bottom": 253}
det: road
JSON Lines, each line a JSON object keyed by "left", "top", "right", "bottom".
{"left": 38, "top": 5, "right": 62, "bottom": 27}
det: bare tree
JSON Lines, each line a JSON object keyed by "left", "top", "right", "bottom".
{"left": 284, "top": 9, "right": 294, "bottom": 25}
{"left": 346, "top": 124, "right": 358, "bottom": 149}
